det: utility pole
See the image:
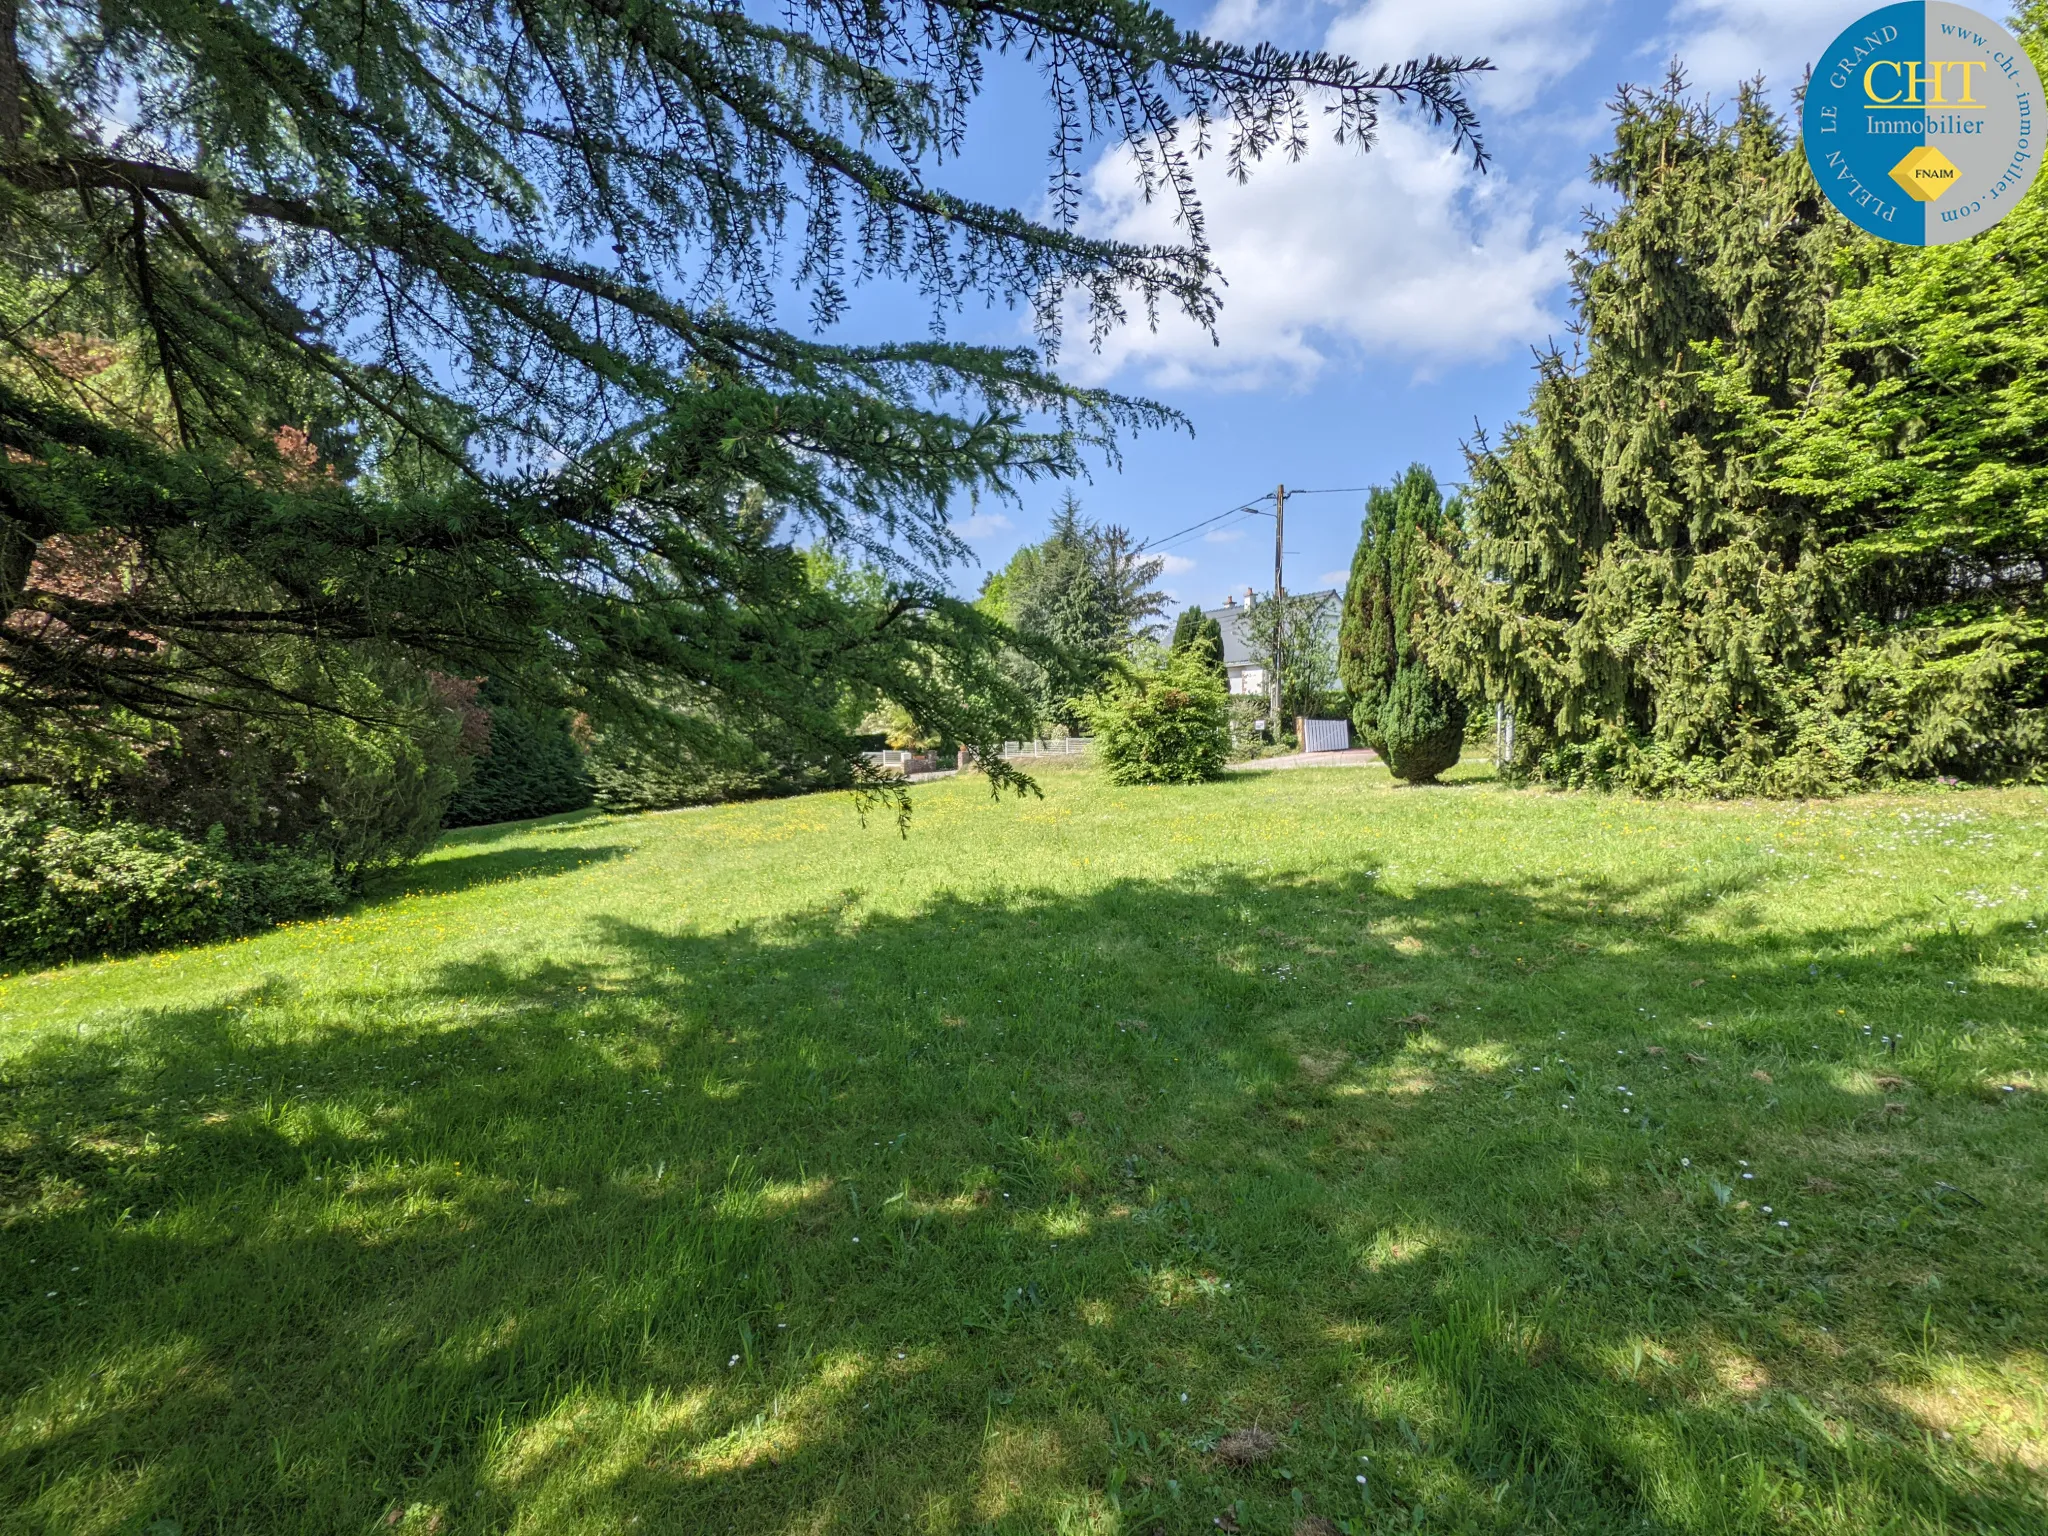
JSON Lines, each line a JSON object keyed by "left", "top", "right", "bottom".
{"left": 1269, "top": 483, "right": 1286, "bottom": 733}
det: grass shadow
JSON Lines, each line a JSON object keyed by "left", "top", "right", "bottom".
{"left": 1, "top": 851, "right": 2043, "bottom": 1533}
{"left": 361, "top": 841, "right": 635, "bottom": 904}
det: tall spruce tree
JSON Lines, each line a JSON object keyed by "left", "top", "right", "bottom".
{"left": 1443, "top": 59, "right": 2048, "bottom": 791}
{"left": 1708, "top": 6, "right": 2048, "bottom": 783}
{"left": 0, "top": 0, "right": 1486, "bottom": 807}
{"left": 440, "top": 679, "right": 593, "bottom": 829}
{"left": 1715, "top": 201, "right": 2048, "bottom": 783}
{"left": 1338, "top": 464, "right": 1464, "bottom": 781}
{"left": 1436, "top": 76, "right": 1849, "bottom": 793}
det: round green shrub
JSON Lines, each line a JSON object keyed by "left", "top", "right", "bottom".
{"left": 1087, "top": 650, "right": 1229, "bottom": 786}
{"left": 1379, "top": 664, "right": 1466, "bottom": 784}
{"left": 0, "top": 799, "right": 345, "bottom": 968}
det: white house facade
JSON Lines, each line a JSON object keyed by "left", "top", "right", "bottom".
{"left": 1204, "top": 590, "right": 1339, "bottom": 699}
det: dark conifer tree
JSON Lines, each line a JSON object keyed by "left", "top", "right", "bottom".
{"left": 440, "top": 680, "right": 593, "bottom": 829}
{"left": 1436, "top": 76, "right": 1844, "bottom": 792}
{"left": 1170, "top": 605, "right": 1226, "bottom": 684}
{"left": 1338, "top": 463, "right": 1463, "bottom": 781}
{"left": 1001, "top": 494, "right": 1167, "bottom": 726}
{"left": 1440, "top": 62, "right": 2048, "bottom": 791}
{"left": 0, "top": 0, "right": 1485, "bottom": 805}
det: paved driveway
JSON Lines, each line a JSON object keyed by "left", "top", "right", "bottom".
{"left": 1226, "top": 748, "right": 1380, "bottom": 772}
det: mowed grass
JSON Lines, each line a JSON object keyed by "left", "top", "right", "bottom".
{"left": 3, "top": 761, "right": 2047, "bottom": 1536}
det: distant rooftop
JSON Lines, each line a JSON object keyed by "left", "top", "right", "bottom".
{"left": 1204, "top": 590, "right": 1338, "bottom": 668}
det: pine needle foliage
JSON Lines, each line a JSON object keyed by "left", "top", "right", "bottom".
{"left": 1339, "top": 462, "right": 1464, "bottom": 780}
{"left": 1714, "top": 178, "right": 2048, "bottom": 782}
{"left": 1438, "top": 78, "right": 1844, "bottom": 792}
{"left": 995, "top": 494, "right": 1169, "bottom": 728}
{"left": 1441, "top": 68, "right": 2047, "bottom": 792}
{"left": 440, "top": 681, "right": 593, "bottom": 829}
{"left": 0, "top": 0, "right": 1488, "bottom": 809}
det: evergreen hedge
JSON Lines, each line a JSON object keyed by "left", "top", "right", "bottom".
{"left": 443, "top": 684, "right": 594, "bottom": 828}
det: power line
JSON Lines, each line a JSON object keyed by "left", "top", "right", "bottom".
{"left": 1136, "top": 494, "right": 1274, "bottom": 555}
{"left": 1145, "top": 512, "right": 1263, "bottom": 556}
{"left": 1136, "top": 484, "right": 1376, "bottom": 558}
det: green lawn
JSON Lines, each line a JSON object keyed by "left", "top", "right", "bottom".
{"left": 3, "top": 761, "right": 2046, "bottom": 1536}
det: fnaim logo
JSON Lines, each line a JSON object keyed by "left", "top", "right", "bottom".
{"left": 1803, "top": 3, "right": 2042, "bottom": 244}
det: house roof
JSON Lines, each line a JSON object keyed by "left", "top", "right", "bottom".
{"left": 1204, "top": 590, "right": 1338, "bottom": 668}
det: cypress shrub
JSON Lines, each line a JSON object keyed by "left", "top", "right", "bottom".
{"left": 1169, "top": 605, "right": 1228, "bottom": 685}
{"left": 1378, "top": 666, "right": 1464, "bottom": 784}
{"left": 1337, "top": 464, "right": 1467, "bottom": 781}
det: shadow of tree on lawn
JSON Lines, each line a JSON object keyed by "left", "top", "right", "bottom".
{"left": 1, "top": 853, "right": 2042, "bottom": 1535}
{"left": 360, "top": 840, "right": 635, "bottom": 903}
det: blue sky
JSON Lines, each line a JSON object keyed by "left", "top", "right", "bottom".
{"left": 823, "top": 0, "right": 1888, "bottom": 608}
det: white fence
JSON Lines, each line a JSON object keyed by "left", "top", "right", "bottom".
{"left": 868, "top": 749, "right": 944, "bottom": 774}
{"left": 867, "top": 737, "right": 1093, "bottom": 777}
{"left": 993, "top": 736, "right": 1092, "bottom": 759}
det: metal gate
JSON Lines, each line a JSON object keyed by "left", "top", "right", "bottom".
{"left": 1299, "top": 717, "right": 1350, "bottom": 753}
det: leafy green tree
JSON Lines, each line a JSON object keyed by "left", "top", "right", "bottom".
{"left": 0, "top": 0, "right": 1485, "bottom": 810}
{"left": 31, "top": 650, "right": 478, "bottom": 869}
{"left": 1338, "top": 464, "right": 1464, "bottom": 780}
{"left": 1239, "top": 591, "right": 1340, "bottom": 727}
{"left": 1, "top": 799, "right": 344, "bottom": 966}
{"left": 1086, "top": 646, "right": 1228, "bottom": 785}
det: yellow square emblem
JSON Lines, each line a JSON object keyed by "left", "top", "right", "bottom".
{"left": 1889, "top": 145, "right": 1959, "bottom": 202}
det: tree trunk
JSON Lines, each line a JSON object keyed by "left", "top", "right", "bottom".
{"left": 1, "top": 517, "right": 36, "bottom": 615}
{"left": 0, "top": 0, "right": 22, "bottom": 149}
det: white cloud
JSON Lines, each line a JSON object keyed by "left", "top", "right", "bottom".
{"left": 1665, "top": 0, "right": 1849, "bottom": 96}
{"left": 1066, "top": 113, "right": 1568, "bottom": 390}
{"left": 1327, "top": 0, "right": 1612, "bottom": 113}
{"left": 1318, "top": 569, "right": 1352, "bottom": 589}
{"left": 1204, "top": 528, "right": 1245, "bottom": 543}
{"left": 1157, "top": 553, "right": 1198, "bottom": 575}
{"left": 1201, "top": 0, "right": 1293, "bottom": 44}
{"left": 951, "top": 511, "right": 1013, "bottom": 539}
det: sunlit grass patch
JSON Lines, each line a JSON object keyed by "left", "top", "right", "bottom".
{"left": 2, "top": 767, "right": 2045, "bottom": 1533}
